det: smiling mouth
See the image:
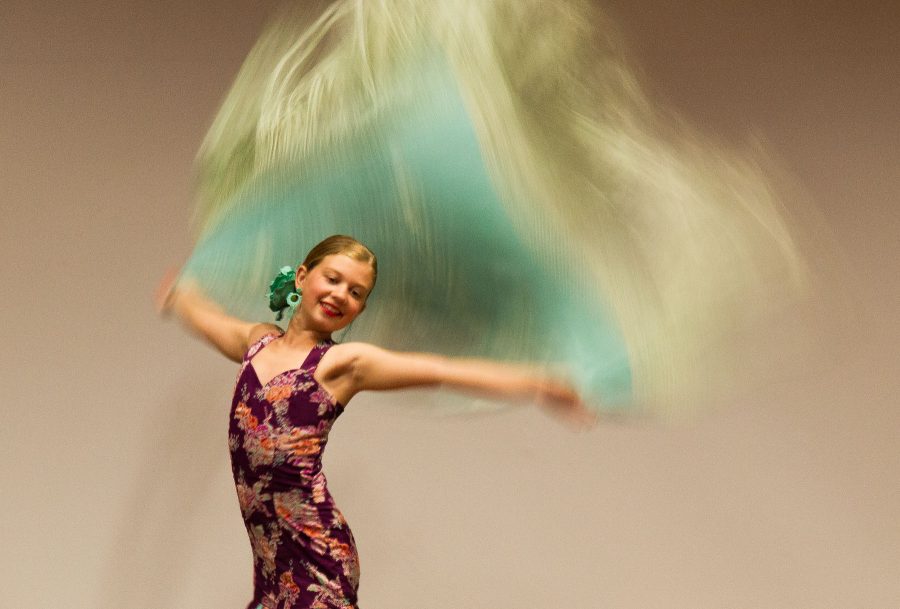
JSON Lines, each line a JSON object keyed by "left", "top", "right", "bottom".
{"left": 320, "top": 302, "right": 342, "bottom": 318}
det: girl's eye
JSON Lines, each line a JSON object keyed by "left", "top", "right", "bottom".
{"left": 326, "top": 276, "right": 338, "bottom": 283}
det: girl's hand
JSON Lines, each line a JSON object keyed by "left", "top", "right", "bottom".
{"left": 154, "top": 267, "right": 182, "bottom": 316}
{"left": 534, "top": 379, "right": 598, "bottom": 430}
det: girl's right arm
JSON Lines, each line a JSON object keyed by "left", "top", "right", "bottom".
{"left": 157, "top": 271, "right": 277, "bottom": 363}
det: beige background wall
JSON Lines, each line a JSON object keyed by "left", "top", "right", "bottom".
{"left": 2, "top": 2, "right": 897, "bottom": 608}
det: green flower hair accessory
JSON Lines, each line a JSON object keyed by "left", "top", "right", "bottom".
{"left": 268, "top": 265, "right": 301, "bottom": 320}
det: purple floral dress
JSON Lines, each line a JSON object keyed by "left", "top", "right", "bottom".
{"left": 229, "top": 333, "right": 360, "bottom": 609}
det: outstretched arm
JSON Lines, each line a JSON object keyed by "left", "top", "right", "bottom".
{"left": 337, "top": 343, "right": 597, "bottom": 427}
{"left": 156, "top": 270, "right": 278, "bottom": 362}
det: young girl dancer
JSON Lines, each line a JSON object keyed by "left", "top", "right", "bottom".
{"left": 164, "top": 2, "right": 806, "bottom": 606}
{"left": 159, "top": 234, "right": 595, "bottom": 609}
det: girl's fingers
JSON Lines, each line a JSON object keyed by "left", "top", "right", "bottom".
{"left": 154, "top": 267, "right": 182, "bottom": 314}
{"left": 535, "top": 381, "right": 598, "bottom": 430}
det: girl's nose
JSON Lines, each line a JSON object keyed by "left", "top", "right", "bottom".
{"left": 331, "top": 284, "right": 348, "bottom": 301}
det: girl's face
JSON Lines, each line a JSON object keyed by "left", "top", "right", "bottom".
{"left": 294, "top": 254, "right": 375, "bottom": 332}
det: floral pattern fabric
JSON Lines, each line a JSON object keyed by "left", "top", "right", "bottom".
{"left": 230, "top": 333, "right": 359, "bottom": 609}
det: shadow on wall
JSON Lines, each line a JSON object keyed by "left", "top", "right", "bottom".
{"left": 95, "top": 373, "right": 243, "bottom": 609}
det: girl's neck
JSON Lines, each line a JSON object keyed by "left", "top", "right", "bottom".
{"left": 282, "top": 314, "right": 331, "bottom": 347}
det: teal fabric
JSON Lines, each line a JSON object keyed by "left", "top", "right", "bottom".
{"left": 184, "top": 60, "right": 632, "bottom": 408}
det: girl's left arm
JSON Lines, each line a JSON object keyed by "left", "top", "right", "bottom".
{"left": 336, "top": 343, "right": 597, "bottom": 427}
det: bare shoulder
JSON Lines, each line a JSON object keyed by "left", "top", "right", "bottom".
{"left": 248, "top": 323, "right": 284, "bottom": 344}
{"left": 332, "top": 341, "right": 382, "bottom": 356}
{"left": 319, "top": 341, "right": 373, "bottom": 369}
{"left": 318, "top": 341, "right": 385, "bottom": 380}
{"left": 315, "top": 342, "right": 377, "bottom": 405}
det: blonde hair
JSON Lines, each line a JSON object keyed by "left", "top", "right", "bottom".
{"left": 302, "top": 234, "right": 377, "bottom": 288}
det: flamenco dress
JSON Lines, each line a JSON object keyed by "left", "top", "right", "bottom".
{"left": 229, "top": 333, "right": 359, "bottom": 609}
